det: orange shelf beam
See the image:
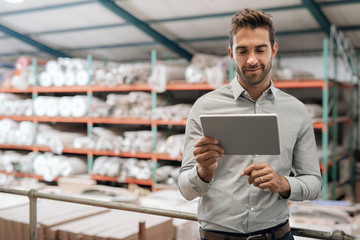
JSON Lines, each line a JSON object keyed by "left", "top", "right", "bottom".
{"left": 0, "top": 144, "right": 34, "bottom": 151}
{"left": 92, "top": 84, "right": 151, "bottom": 92}
{"left": 35, "top": 86, "right": 89, "bottom": 93}
{"left": 0, "top": 115, "right": 34, "bottom": 121}
{"left": 0, "top": 171, "right": 57, "bottom": 181}
{"left": 0, "top": 87, "right": 33, "bottom": 93}
{"left": 166, "top": 82, "right": 216, "bottom": 90}
{"left": 156, "top": 153, "right": 182, "bottom": 161}
{"left": 274, "top": 80, "right": 326, "bottom": 89}
{"left": 90, "top": 117, "right": 152, "bottom": 125}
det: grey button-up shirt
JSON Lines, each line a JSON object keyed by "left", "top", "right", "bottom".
{"left": 178, "top": 78, "right": 322, "bottom": 233}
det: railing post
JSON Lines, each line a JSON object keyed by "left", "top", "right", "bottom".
{"left": 28, "top": 189, "right": 38, "bottom": 240}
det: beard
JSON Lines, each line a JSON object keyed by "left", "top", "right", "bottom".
{"left": 236, "top": 61, "right": 272, "bottom": 86}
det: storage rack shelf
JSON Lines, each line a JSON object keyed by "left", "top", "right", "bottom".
{"left": 0, "top": 78, "right": 356, "bottom": 193}
{"left": 0, "top": 144, "right": 181, "bottom": 161}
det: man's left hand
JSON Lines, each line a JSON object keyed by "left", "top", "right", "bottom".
{"left": 241, "top": 163, "right": 290, "bottom": 198}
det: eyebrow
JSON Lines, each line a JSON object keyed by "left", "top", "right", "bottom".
{"left": 236, "top": 44, "right": 268, "bottom": 49}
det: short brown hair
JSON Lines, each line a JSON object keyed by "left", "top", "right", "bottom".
{"left": 229, "top": 8, "right": 275, "bottom": 49}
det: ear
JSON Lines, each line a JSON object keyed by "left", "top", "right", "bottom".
{"left": 271, "top": 42, "right": 278, "bottom": 59}
{"left": 228, "top": 47, "right": 234, "bottom": 61}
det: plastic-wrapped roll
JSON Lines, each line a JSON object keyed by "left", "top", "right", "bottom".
{"left": 76, "top": 70, "right": 89, "bottom": 86}
{"left": 33, "top": 153, "right": 47, "bottom": 176}
{"left": 43, "top": 155, "right": 62, "bottom": 181}
{"left": 52, "top": 71, "right": 66, "bottom": 87}
{"left": 18, "top": 121, "right": 35, "bottom": 145}
{"left": 64, "top": 70, "right": 76, "bottom": 86}
{"left": 39, "top": 72, "right": 52, "bottom": 87}
{"left": 165, "top": 134, "right": 185, "bottom": 158}
{"left": 33, "top": 96, "right": 47, "bottom": 116}
{"left": 107, "top": 157, "right": 123, "bottom": 177}
{"left": 60, "top": 157, "right": 87, "bottom": 177}
{"left": 73, "top": 136, "right": 95, "bottom": 149}
{"left": 45, "top": 60, "right": 60, "bottom": 72}
{"left": 59, "top": 96, "right": 72, "bottom": 117}
{"left": 21, "top": 99, "right": 33, "bottom": 116}
{"left": 305, "top": 104, "right": 323, "bottom": 119}
{"left": 93, "top": 156, "right": 109, "bottom": 175}
{"left": 185, "top": 65, "right": 206, "bottom": 83}
{"left": 191, "top": 53, "right": 222, "bottom": 69}
{"left": 71, "top": 96, "right": 88, "bottom": 118}
{"left": 205, "top": 66, "right": 225, "bottom": 89}
{"left": 148, "top": 65, "right": 167, "bottom": 93}
{"left": 46, "top": 97, "right": 59, "bottom": 117}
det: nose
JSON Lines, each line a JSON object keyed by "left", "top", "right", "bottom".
{"left": 247, "top": 51, "right": 258, "bottom": 66}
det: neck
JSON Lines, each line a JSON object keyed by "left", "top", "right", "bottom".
{"left": 237, "top": 76, "right": 271, "bottom": 102}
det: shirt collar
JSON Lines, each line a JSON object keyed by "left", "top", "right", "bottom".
{"left": 229, "top": 77, "right": 278, "bottom": 101}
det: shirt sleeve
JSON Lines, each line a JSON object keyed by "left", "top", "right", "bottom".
{"left": 178, "top": 98, "right": 214, "bottom": 200}
{"left": 286, "top": 112, "right": 323, "bottom": 201}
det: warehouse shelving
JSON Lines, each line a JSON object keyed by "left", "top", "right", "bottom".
{"left": 1, "top": 30, "right": 358, "bottom": 196}
{"left": 0, "top": 79, "right": 355, "bottom": 192}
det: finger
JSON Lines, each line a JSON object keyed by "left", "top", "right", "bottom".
{"left": 193, "top": 144, "right": 224, "bottom": 156}
{"left": 195, "top": 137, "right": 219, "bottom": 147}
{"left": 195, "top": 150, "right": 223, "bottom": 164}
{"left": 241, "top": 163, "right": 266, "bottom": 176}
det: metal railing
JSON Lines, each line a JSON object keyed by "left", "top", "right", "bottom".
{"left": 0, "top": 187, "right": 358, "bottom": 240}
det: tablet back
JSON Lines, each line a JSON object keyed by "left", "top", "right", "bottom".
{"left": 200, "top": 114, "right": 280, "bottom": 155}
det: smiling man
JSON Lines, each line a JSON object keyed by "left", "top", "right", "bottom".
{"left": 178, "top": 8, "right": 322, "bottom": 240}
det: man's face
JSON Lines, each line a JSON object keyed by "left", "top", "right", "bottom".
{"left": 228, "top": 27, "right": 278, "bottom": 86}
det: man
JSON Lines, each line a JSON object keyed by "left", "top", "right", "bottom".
{"left": 178, "top": 8, "right": 322, "bottom": 240}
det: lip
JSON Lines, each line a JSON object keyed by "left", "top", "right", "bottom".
{"left": 245, "top": 68, "right": 261, "bottom": 73}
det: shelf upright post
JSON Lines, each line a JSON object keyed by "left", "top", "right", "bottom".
{"left": 151, "top": 49, "right": 158, "bottom": 187}
{"left": 322, "top": 38, "right": 330, "bottom": 200}
{"left": 87, "top": 54, "right": 94, "bottom": 172}
{"left": 32, "top": 57, "right": 39, "bottom": 157}
{"left": 331, "top": 43, "right": 338, "bottom": 200}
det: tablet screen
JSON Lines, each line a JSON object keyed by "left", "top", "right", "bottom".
{"left": 200, "top": 114, "right": 280, "bottom": 155}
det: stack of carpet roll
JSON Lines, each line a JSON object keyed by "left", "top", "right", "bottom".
{"left": 155, "top": 165, "right": 180, "bottom": 185}
{"left": 151, "top": 103, "right": 192, "bottom": 121}
{"left": 92, "top": 126, "right": 124, "bottom": 153}
{"left": 36, "top": 124, "right": 87, "bottom": 154}
{"left": 32, "top": 152, "right": 87, "bottom": 181}
{"left": 185, "top": 53, "right": 229, "bottom": 88}
{"left": 156, "top": 134, "right": 185, "bottom": 159}
{"left": 38, "top": 58, "right": 88, "bottom": 87}
{"left": 122, "top": 130, "right": 165, "bottom": 153}
{"left": 92, "top": 156, "right": 152, "bottom": 180}
{"left": 33, "top": 95, "right": 109, "bottom": 118}
{"left": 0, "top": 150, "right": 35, "bottom": 173}
{"left": 0, "top": 119, "right": 35, "bottom": 146}
{"left": 106, "top": 91, "right": 166, "bottom": 119}
{"left": 93, "top": 62, "right": 151, "bottom": 86}
{"left": 0, "top": 93, "right": 32, "bottom": 116}
{"left": 148, "top": 60, "right": 188, "bottom": 92}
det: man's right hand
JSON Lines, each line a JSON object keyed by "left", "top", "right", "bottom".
{"left": 193, "top": 137, "right": 224, "bottom": 183}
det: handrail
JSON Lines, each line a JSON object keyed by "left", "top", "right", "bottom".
{"left": 0, "top": 187, "right": 358, "bottom": 240}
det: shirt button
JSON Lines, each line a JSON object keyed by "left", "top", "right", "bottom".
{"left": 250, "top": 207, "right": 255, "bottom": 211}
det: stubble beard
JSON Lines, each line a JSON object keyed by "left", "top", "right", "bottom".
{"left": 236, "top": 61, "right": 272, "bottom": 86}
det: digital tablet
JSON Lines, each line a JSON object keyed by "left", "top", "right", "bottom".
{"left": 200, "top": 114, "right": 280, "bottom": 155}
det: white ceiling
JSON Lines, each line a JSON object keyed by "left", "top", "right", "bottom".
{"left": 0, "top": 0, "right": 359, "bottom": 64}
